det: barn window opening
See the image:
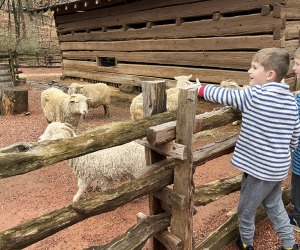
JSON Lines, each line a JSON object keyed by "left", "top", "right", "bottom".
{"left": 97, "top": 57, "right": 117, "bottom": 67}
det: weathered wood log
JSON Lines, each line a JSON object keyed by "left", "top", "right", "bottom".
{"left": 0, "top": 111, "right": 177, "bottom": 178}
{"left": 195, "top": 187, "right": 291, "bottom": 249}
{"left": 85, "top": 213, "right": 171, "bottom": 250}
{"left": 0, "top": 160, "right": 174, "bottom": 250}
{"left": 0, "top": 107, "right": 239, "bottom": 178}
{"left": 170, "top": 86, "right": 197, "bottom": 249}
{"left": 194, "top": 174, "right": 242, "bottom": 206}
{"left": 148, "top": 107, "right": 240, "bottom": 145}
{"left": 142, "top": 80, "right": 168, "bottom": 250}
{"left": 0, "top": 87, "right": 28, "bottom": 115}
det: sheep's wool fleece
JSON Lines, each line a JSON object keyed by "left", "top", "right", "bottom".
{"left": 70, "top": 141, "right": 146, "bottom": 186}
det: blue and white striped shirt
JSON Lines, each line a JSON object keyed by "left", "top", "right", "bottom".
{"left": 204, "top": 82, "right": 300, "bottom": 181}
{"left": 291, "top": 93, "right": 300, "bottom": 176}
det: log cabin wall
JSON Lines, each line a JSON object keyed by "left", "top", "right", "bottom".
{"left": 52, "top": 0, "right": 300, "bottom": 89}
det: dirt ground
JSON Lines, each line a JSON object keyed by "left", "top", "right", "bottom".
{"left": 0, "top": 67, "right": 299, "bottom": 250}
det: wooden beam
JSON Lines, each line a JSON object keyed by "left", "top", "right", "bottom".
{"left": 58, "top": 14, "right": 282, "bottom": 40}
{"left": 0, "top": 111, "right": 177, "bottom": 178}
{"left": 170, "top": 85, "right": 197, "bottom": 249}
{"left": 153, "top": 187, "right": 185, "bottom": 210}
{"left": 62, "top": 51, "right": 254, "bottom": 70}
{"left": 147, "top": 107, "right": 241, "bottom": 145}
{"left": 62, "top": 60, "right": 250, "bottom": 85}
{"left": 60, "top": 35, "right": 284, "bottom": 50}
{"left": 142, "top": 80, "right": 168, "bottom": 250}
{"left": 136, "top": 138, "right": 187, "bottom": 160}
{"left": 87, "top": 213, "right": 171, "bottom": 250}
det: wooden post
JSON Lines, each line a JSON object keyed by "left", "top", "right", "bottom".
{"left": 0, "top": 88, "right": 28, "bottom": 115}
{"left": 170, "top": 86, "right": 197, "bottom": 249}
{"left": 142, "top": 80, "right": 167, "bottom": 250}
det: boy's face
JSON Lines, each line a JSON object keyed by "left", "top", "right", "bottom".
{"left": 293, "top": 57, "right": 300, "bottom": 79}
{"left": 248, "top": 61, "right": 275, "bottom": 86}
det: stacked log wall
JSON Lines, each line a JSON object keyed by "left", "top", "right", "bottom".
{"left": 54, "top": 0, "right": 300, "bottom": 88}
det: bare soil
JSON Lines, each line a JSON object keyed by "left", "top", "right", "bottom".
{"left": 0, "top": 67, "right": 299, "bottom": 250}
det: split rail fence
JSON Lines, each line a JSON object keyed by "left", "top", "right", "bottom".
{"left": 0, "top": 81, "right": 292, "bottom": 249}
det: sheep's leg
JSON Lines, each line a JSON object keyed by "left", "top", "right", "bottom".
{"left": 103, "top": 105, "right": 109, "bottom": 117}
{"left": 73, "top": 178, "right": 89, "bottom": 203}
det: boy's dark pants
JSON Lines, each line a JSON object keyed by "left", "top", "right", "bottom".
{"left": 291, "top": 172, "right": 300, "bottom": 225}
{"left": 238, "top": 173, "right": 295, "bottom": 248}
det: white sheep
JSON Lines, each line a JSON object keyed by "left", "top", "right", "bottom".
{"left": 41, "top": 87, "right": 88, "bottom": 127}
{"left": 38, "top": 122, "right": 146, "bottom": 202}
{"left": 220, "top": 79, "right": 242, "bottom": 89}
{"left": 130, "top": 75, "right": 194, "bottom": 121}
{"left": 67, "top": 82, "right": 111, "bottom": 117}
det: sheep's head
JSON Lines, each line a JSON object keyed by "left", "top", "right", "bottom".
{"left": 68, "top": 94, "right": 89, "bottom": 117}
{"left": 174, "top": 75, "right": 193, "bottom": 87}
{"left": 38, "top": 122, "right": 76, "bottom": 142}
{"left": 220, "top": 79, "right": 241, "bottom": 89}
{"left": 67, "top": 83, "right": 84, "bottom": 95}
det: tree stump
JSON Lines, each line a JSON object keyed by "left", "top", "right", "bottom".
{"left": 0, "top": 88, "right": 28, "bottom": 115}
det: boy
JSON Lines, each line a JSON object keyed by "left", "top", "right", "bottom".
{"left": 197, "top": 48, "right": 300, "bottom": 250}
{"left": 290, "top": 47, "right": 300, "bottom": 232}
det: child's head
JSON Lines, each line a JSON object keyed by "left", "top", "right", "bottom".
{"left": 248, "top": 47, "right": 290, "bottom": 85}
{"left": 293, "top": 47, "right": 300, "bottom": 79}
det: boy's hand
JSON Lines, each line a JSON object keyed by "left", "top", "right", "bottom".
{"left": 193, "top": 78, "right": 205, "bottom": 97}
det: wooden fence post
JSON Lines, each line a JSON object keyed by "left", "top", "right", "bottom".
{"left": 142, "top": 80, "right": 167, "bottom": 250}
{"left": 170, "top": 86, "right": 197, "bottom": 249}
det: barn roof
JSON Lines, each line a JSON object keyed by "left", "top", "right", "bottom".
{"left": 34, "top": 0, "right": 125, "bottom": 12}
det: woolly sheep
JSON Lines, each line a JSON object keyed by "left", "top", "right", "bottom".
{"left": 38, "top": 122, "right": 146, "bottom": 202}
{"left": 130, "top": 75, "right": 194, "bottom": 121}
{"left": 67, "top": 82, "right": 111, "bottom": 117}
{"left": 41, "top": 87, "right": 88, "bottom": 127}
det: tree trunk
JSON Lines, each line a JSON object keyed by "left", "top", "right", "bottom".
{"left": 0, "top": 87, "right": 28, "bottom": 115}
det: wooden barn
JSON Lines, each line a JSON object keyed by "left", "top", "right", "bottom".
{"left": 39, "top": 0, "right": 300, "bottom": 89}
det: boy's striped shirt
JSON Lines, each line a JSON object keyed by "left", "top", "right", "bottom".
{"left": 204, "top": 82, "right": 300, "bottom": 181}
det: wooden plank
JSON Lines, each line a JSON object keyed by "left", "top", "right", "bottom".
{"left": 58, "top": 13, "right": 282, "bottom": 39}
{"left": 57, "top": 0, "right": 282, "bottom": 32}
{"left": 136, "top": 138, "right": 187, "bottom": 160}
{"left": 136, "top": 212, "right": 183, "bottom": 250}
{"left": 55, "top": 0, "right": 286, "bottom": 25}
{"left": 147, "top": 107, "right": 241, "bottom": 145}
{"left": 170, "top": 85, "right": 197, "bottom": 249}
{"left": 60, "top": 35, "right": 284, "bottom": 50}
{"left": 153, "top": 187, "right": 185, "bottom": 210}
{"left": 285, "top": 21, "right": 300, "bottom": 39}
{"left": 62, "top": 51, "right": 254, "bottom": 70}
{"left": 142, "top": 80, "right": 168, "bottom": 250}
{"left": 62, "top": 70, "right": 167, "bottom": 87}
{"left": 285, "top": 7, "right": 300, "bottom": 20}
{"left": 62, "top": 60, "right": 250, "bottom": 85}
{"left": 55, "top": 0, "right": 206, "bottom": 24}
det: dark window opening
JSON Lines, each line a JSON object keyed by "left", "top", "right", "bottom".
{"left": 97, "top": 57, "right": 117, "bottom": 67}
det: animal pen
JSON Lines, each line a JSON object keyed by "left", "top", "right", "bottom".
{"left": 37, "top": 0, "right": 300, "bottom": 89}
{"left": 0, "top": 81, "right": 292, "bottom": 249}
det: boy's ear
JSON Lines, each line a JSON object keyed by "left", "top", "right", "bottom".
{"left": 266, "top": 70, "right": 277, "bottom": 81}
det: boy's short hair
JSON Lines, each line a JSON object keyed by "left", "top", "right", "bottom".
{"left": 294, "top": 47, "right": 300, "bottom": 59}
{"left": 252, "top": 47, "right": 290, "bottom": 82}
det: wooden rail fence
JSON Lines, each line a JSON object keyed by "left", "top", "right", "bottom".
{"left": 0, "top": 81, "right": 291, "bottom": 249}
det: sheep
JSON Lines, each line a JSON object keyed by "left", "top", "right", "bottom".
{"left": 130, "top": 75, "right": 194, "bottom": 121}
{"left": 41, "top": 87, "right": 88, "bottom": 127}
{"left": 38, "top": 122, "right": 146, "bottom": 202}
{"left": 67, "top": 82, "right": 111, "bottom": 117}
{"left": 220, "top": 79, "right": 242, "bottom": 89}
